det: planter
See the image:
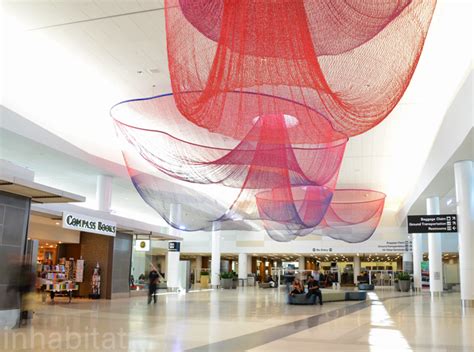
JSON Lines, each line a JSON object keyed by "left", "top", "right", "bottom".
{"left": 232, "top": 278, "right": 238, "bottom": 289}
{"left": 399, "top": 280, "right": 410, "bottom": 292}
{"left": 200, "top": 275, "right": 209, "bottom": 289}
{"left": 394, "top": 281, "right": 400, "bottom": 292}
{"left": 221, "top": 278, "right": 233, "bottom": 289}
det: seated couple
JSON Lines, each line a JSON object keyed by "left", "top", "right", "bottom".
{"left": 289, "top": 276, "right": 323, "bottom": 305}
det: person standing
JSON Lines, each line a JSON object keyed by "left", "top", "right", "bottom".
{"left": 148, "top": 265, "right": 160, "bottom": 304}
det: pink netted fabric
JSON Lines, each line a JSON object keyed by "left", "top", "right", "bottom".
{"left": 260, "top": 189, "right": 386, "bottom": 242}
{"left": 166, "top": 0, "right": 436, "bottom": 140}
{"left": 111, "top": 0, "right": 436, "bottom": 242}
{"left": 319, "top": 189, "right": 386, "bottom": 243}
{"left": 112, "top": 93, "right": 346, "bottom": 188}
{"left": 112, "top": 93, "right": 346, "bottom": 230}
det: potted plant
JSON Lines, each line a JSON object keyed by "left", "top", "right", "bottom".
{"left": 200, "top": 271, "right": 210, "bottom": 289}
{"left": 394, "top": 273, "right": 400, "bottom": 291}
{"left": 398, "top": 272, "right": 411, "bottom": 292}
{"left": 220, "top": 272, "right": 233, "bottom": 289}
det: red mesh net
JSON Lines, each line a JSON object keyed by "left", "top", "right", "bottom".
{"left": 112, "top": 93, "right": 345, "bottom": 231}
{"left": 110, "top": 0, "right": 435, "bottom": 242}
{"left": 112, "top": 93, "right": 346, "bottom": 189}
{"left": 166, "top": 0, "right": 435, "bottom": 140}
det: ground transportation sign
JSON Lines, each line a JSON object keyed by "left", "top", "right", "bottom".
{"left": 407, "top": 214, "right": 457, "bottom": 233}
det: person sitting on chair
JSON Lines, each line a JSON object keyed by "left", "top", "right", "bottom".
{"left": 267, "top": 275, "right": 276, "bottom": 288}
{"left": 289, "top": 278, "right": 304, "bottom": 296}
{"left": 306, "top": 275, "right": 323, "bottom": 305}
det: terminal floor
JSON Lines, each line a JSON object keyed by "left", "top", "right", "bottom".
{"left": 1, "top": 287, "right": 473, "bottom": 351}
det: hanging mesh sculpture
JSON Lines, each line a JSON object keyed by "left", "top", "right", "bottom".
{"left": 258, "top": 189, "right": 385, "bottom": 243}
{"left": 166, "top": 0, "right": 436, "bottom": 139}
{"left": 113, "top": 0, "right": 435, "bottom": 242}
{"left": 112, "top": 92, "right": 346, "bottom": 231}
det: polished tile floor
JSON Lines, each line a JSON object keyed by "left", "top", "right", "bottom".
{"left": 1, "top": 287, "right": 472, "bottom": 351}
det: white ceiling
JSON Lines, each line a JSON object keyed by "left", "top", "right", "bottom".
{"left": 1, "top": 0, "right": 473, "bottom": 219}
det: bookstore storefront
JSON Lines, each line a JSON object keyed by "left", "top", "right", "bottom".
{"left": 28, "top": 205, "right": 181, "bottom": 301}
{"left": 28, "top": 210, "right": 131, "bottom": 300}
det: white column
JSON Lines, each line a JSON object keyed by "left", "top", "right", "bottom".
{"left": 413, "top": 233, "right": 423, "bottom": 291}
{"left": 353, "top": 255, "right": 361, "bottom": 284}
{"left": 159, "top": 255, "right": 166, "bottom": 275}
{"left": 238, "top": 253, "right": 248, "bottom": 283}
{"left": 454, "top": 160, "right": 474, "bottom": 307}
{"left": 427, "top": 196, "right": 443, "bottom": 294}
{"left": 195, "top": 256, "right": 202, "bottom": 283}
{"left": 211, "top": 222, "right": 221, "bottom": 288}
{"left": 166, "top": 204, "right": 181, "bottom": 290}
{"left": 167, "top": 249, "right": 180, "bottom": 290}
{"left": 298, "top": 256, "right": 305, "bottom": 271}
{"left": 96, "top": 175, "right": 113, "bottom": 212}
{"left": 403, "top": 252, "right": 414, "bottom": 273}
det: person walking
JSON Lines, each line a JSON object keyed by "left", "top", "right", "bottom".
{"left": 148, "top": 265, "right": 160, "bottom": 304}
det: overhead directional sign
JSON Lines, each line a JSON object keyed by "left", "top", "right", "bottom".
{"left": 168, "top": 241, "right": 181, "bottom": 252}
{"left": 407, "top": 214, "right": 457, "bottom": 233}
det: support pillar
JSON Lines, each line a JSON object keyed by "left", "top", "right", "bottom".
{"left": 238, "top": 253, "right": 248, "bottom": 285}
{"left": 353, "top": 255, "right": 361, "bottom": 284}
{"left": 427, "top": 196, "right": 443, "bottom": 294}
{"left": 454, "top": 160, "right": 474, "bottom": 307}
{"left": 195, "top": 255, "right": 202, "bottom": 283}
{"left": 166, "top": 204, "right": 181, "bottom": 290}
{"left": 298, "top": 256, "right": 305, "bottom": 272}
{"left": 96, "top": 175, "right": 113, "bottom": 212}
{"left": 413, "top": 233, "right": 423, "bottom": 291}
{"left": 211, "top": 222, "right": 221, "bottom": 288}
{"left": 403, "top": 252, "right": 414, "bottom": 274}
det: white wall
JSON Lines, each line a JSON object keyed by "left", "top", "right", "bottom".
{"left": 398, "top": 70, "right": 473, "bottom": 223}
{"left": 179, "top": 212, "right": 411, "bottom": 255}
{"left": 28, "top": 220, "right": 80, "bottom": 243}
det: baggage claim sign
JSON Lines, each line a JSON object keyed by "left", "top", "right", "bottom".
{"left": 407, "top": 214, "right": 457, "bottom": 233}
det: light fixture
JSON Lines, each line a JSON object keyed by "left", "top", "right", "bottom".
{"left": 55, "top": 222, "right": 60, "bottom": 225}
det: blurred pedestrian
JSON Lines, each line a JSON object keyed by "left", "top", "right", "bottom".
{"left": 148, "top": 264, "right": 160, "bottom": 304}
